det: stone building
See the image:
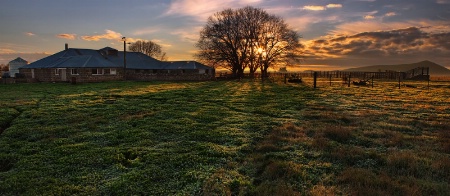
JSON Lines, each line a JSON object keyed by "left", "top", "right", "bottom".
{"left": 19, "top": 45, "right": 214, "bottom": 83}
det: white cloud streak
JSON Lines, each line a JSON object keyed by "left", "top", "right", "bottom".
{"left": 437, "top": 0, "right": 450, "bottom": 4}
{"left": 302, "top": 4, "right": 342, "bottom": 11}
{"left": 385, "top": 12, "right": 396, "bottom": 17}
{"left": 302, "top": 5, "right": 326, "bottom": 11}
{"left": 326, "top": 4, "right": 343, "bottom": 8}
{"left": 165, "top": 0, "right": 262, "bottom": 21}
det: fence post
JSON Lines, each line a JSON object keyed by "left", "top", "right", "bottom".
{"left": 348, "top": 74, "right": 351, "bottom": 87}
{"left": 371, "top": 75, "right": 374, "bottom": 88}
{"left": 313, "top": 72, "right": 318, "bottom": 89}
{"left": 329, "top": 74, "right": 332, "bottom": 86}
{"left": 398, "top": 73, "right": 401, "bottom": 89}
{"left": 284, "top": 74, "right": 287, "bottom": 84}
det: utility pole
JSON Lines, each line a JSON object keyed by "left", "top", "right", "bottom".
{"left": 122, "top": 37, "right": 127, "bottom": 70}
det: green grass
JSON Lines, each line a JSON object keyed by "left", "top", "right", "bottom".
{"left": 0, "top": 79, "right": 449, "bottom": 195}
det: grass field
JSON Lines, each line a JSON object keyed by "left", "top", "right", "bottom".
{"left": 0, "top": 79, "right": 449, "bottom": 195}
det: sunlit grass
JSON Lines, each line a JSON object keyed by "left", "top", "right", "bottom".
{"left": 0, "top": 79, "right": 449, "bottom": 195}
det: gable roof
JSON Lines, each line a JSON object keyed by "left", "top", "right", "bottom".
{"left": 20, "top": 47, "right": 214, "bottom": 70}
{"left": 9, "top": 57, "right": 28, "bottom": 64}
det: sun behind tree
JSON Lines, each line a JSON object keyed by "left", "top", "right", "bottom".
{"left": 195, "top": 6, "right": 302, "bottom": 78}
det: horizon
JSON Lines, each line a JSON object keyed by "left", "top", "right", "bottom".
{"left": 1, "top": 0, "right": 450, "bottom": 69}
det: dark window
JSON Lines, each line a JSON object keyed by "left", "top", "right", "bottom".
{"left": 92, "top": 68, "right": 102, "bottom": 75}
{"left": 71, "top": 69, "right": 79, "bottom": 75}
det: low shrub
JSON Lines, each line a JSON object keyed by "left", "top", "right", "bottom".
{"left": 438, "top": 129, "right": 450, "bottom": 153}
{"left": 386, "top": 151, "right": 422, "bottom": 177}
{"left": 254, "top": 181, "right": 300, "bottom": 196}
{"left": 337, "top": 168, "right": 404, "bottom": 195}
{"left": 321, "top": 126, "right": 353, "bottom": 143}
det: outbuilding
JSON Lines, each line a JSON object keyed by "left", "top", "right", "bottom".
{"left": 8, "top": 57, "right": 28, "bottom": 77}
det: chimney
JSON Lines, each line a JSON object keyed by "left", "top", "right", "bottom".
{"left": 65, "top": 43, "right": 68, "bottom": 50}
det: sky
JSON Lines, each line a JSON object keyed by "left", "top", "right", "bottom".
{"left": 1, "top": 0, "right": 450, "bottom": 70}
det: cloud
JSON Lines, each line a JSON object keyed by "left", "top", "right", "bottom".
{"left": 331, "top": 19, "right": 450, "bottom": 36}
{"left": 81, "top": 29, "right": 123, "bottom": 41}
{"left": 437, "top": 0, "right": 450, "bottom": 4}
{"left": 364, "top": 15, "right": 375, "bottom": 19}
{"left": 57, "top": 34, "right": 76, "bottom": 40}
{"left": 151, "top": 39, "right": 172, "bottom": 48}
{"left": 26, "top": 32, "right": 35, "bottom": 36}
{"left": 165, "top": 0, "right": 262, "bottom": 21}
{"left": 385, "top": 12, "right": 396, "bottom": 17}
{"left": 133, "top": 27, "right": 160, "bottom": 36}
{"left": 302, "top": 5, "right": 326, "bottom": 11}
{"left": 170, "top": 26, "right": 203, "bottom": 43}
{"left": 0, "top": 52, "right": 51, "bottom": 65}
{"left": 301, "top": 4, "right": 342, "bottom": 11}
{"left": 326, "top": 4, "right": 343, "bottom": 8}
{"left": 302, "top": 26, "right": 450, "bottom": 66}
{"left": 0, "top": 48, "right": 16, "bottom": 54}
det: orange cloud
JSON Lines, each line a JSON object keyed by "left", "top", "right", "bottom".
{"left": 57, "top": 34, "right": 76, "bottom": 40}
{"left": 364, "top": 15, "right": 375, "bottom": 19}
{"left": 26, "top": 32, "right": 35, "bottom": 36}
{"left": 0, "top": 48, "right": 16, "bottom": 54}
{"left": 302, "top": 5, "right": 326, "bottom": 11}
{"left": 81, "top": 29, "right": 123, "bottom": 41}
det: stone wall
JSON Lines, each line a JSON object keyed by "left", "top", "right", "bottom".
{"left": 20, "top": 68, "right": 125, "bottom": 83}
{"left": 125, "top": 69, "right": 215, "bottom": 81}
{"left": 19, "top": 68, "right": 215, "bottom": 82}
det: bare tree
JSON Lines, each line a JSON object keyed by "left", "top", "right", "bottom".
{"left": 129, "top": 40, "right": 168, "bottom": 61}
{"left": 196, "top": 6, "right": 302, "bottom": 78}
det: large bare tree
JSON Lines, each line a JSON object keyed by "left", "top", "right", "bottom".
{"left": 129, "top": 40, "right": 168, "bottom": 61}
{"left": 196, "top": 6, "right": 302, "bottom": 78}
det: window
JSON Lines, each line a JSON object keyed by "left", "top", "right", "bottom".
{"left": 55, "top": 69, "right": 59, "bottom": 75}
{"left": 92, "top": 68, "right": 102, "bottom": 75}
{"left": 104, "top": 69, "right": 111, "bottom": 75}
{"left": 71, "top": 68, "right": 79, "bottom": 75}
{"left": 110, "top": 68, "right": 117, "bottom": 75}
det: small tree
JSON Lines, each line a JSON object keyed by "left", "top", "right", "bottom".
{"left": 196, "top": 6, "right": 302, "bottom": 78}
{"left": 0, "top": 64, "right": 9, "bottom": 71}
{"left": 129, "top": 40, "right": 168, "bottom": 61}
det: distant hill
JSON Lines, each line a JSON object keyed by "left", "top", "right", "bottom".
{"left": 344, "top": 60, "right": 450, "bottom": 76}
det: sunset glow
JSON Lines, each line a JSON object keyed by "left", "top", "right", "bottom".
{"left": 0, "top": 0, "right": 449, "bottom": 69}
